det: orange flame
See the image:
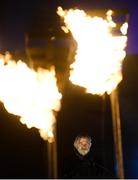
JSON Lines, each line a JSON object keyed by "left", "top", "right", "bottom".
{"left": 0, "top": 52, "right": 62, "bottom": 142}
{"left": 57, "top": 7, "right": 128, "bottom": 95}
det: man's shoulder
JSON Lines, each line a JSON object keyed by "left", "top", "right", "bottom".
{"left": 93, "top": 162, "right": 116, "bottom": 178}
{"left": 62, "top": 154, "right": 77, "bottom": 166}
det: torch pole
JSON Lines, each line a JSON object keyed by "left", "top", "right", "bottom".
{"left": 47, "top": 128, "right": 58, "bottom": 178}
{"left": 110, "top": 88, "right": 124, "bottom": 179}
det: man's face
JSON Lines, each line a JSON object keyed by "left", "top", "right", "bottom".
{"left": 75, "top": 137, "right": 92, "bottom": 156}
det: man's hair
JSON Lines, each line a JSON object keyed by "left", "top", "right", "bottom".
{"left": 73, "top": 133, "right": 92, "bottom": 148}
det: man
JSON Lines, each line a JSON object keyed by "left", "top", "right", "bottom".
{"left": 61, "top": 133, "right": 114, "bottom": 178}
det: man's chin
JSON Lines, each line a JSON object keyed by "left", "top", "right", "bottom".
{"left": 78, "top": 150, "right": 89, "bottom": 156}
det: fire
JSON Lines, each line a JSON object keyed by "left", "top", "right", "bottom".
{"left": 57, "top": 7, "right": 128, "bottom": 95}
{"left": 0, "top": 52, "right": 62, "bottom": 142}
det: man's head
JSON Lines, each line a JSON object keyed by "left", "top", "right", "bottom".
{"left": 74, "top": 134, "right": 92, "bottom": 156}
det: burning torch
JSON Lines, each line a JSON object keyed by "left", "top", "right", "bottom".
{"left": 0, "top": 53, "right": 62, "bottom": 178}
{"left": 57, "top": 7, "right": 128, "bottom": 178}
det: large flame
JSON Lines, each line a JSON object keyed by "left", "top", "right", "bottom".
{"left": 57, "top": 7, "right": 128, "bottom": 95}
{"left": 0, "top": 52, "right": 62, "bottom": 142}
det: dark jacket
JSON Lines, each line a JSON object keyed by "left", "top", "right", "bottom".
{"left": 61, "top": 149, "right": 114, "bottom": 179}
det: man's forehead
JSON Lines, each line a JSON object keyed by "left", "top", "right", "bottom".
{"left": 79, "top": 137, "right": 90, "bottom": 142}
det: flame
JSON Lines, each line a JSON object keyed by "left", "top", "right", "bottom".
{"left": 0, "top": 52, "right": 62, "bottom": 142}
{"left": 57, "top": 7, "right": 128, "bottom": 95}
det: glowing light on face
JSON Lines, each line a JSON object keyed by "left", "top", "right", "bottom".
{"left": 0, "top": 52, "right": 62, "bottom": 142}
{"left": 74, "top": 137, "right": 92, "bottom": 156}
{"left": 57, "top": 7, "right": 128, "bottom": 95}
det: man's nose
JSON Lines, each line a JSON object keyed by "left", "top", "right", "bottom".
{"left": 82, "top": 143, "right": 87, "bottom": 146}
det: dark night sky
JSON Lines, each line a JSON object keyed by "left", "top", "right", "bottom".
{"left": 0, "top": 0, "right": 138, "bottom": 179}
{"left": 0, "top": 0, "right": 138, "bottom": 54}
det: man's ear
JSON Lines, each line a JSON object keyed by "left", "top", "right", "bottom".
{"left": 74, "top": 139, "right": 79, "bottom": 149}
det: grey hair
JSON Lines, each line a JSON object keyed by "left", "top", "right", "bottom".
{"left": 73, "top": 133, "right": 92, "bottom": 149}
